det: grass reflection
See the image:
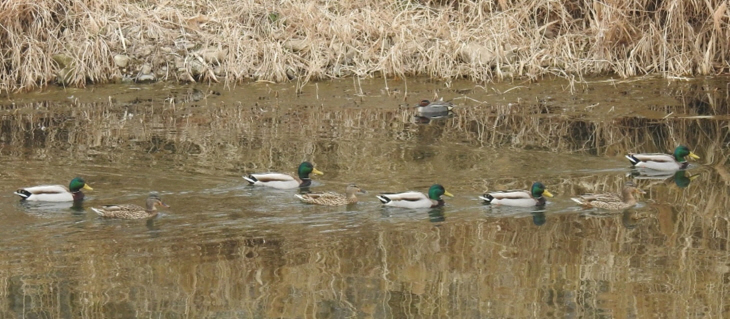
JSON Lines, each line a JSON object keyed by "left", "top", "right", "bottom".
{"left": 0, "top": 78, "right": 728, "bottom": 318}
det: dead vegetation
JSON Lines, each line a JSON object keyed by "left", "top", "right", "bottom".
{"left": 0, "top": 0, "right": 728, "bottom": 93}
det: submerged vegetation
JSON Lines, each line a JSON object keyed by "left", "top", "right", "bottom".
{"left": 1, "top": 0, "right": 729, "bottom": 93}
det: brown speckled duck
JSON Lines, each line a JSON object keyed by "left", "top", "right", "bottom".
{"left": 571, "top": 181, "right": 645, "bottom": 210}
{"left": 295, "top": 184, "right": 367, "bottom": 206}
{"left": 92, "top": 193, "right": 169, "bottom": 219}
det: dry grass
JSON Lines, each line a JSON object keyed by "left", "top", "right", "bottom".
{"left": 0, "top": 0, "right": 728, "bottom": 93}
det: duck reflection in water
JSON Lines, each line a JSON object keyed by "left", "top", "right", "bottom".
{"left": 579, "top": 209, "right": 650, "bottom": 229}
{"left": 629, "top": 169, "right": 698, "bottom": 189}
{"left": 70, "top": 200, "right": 86, "bottom": 213}
{"left": 428, "top": 208, "right": 446, "bottom": 223}
{"left": 19, "top": 199, "right": 87, "bottom": 215}
{"left": 378, "top": 207, "right": 447, "bottom": 222}
{"left": 411, "top": 113, "right": 454, "bottom": 124}
{"left": 532, "top": 211, "right": 547, "bottom": 226}
{"left": 622, "top": 209, "right": 650, "bottom": 229}
{"left": 672, "top": 170, "right": 699, "bottom": 188}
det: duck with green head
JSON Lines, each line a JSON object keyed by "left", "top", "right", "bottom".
{"left": 626, "top": 145, "right": 700, "bottom": 171}
{"left": 416, "top": 99, "right": 454, "bottom": 116}
{"left": 14, "top": 177, "right": 93, "bottom": 202}
{"left": 243, "top": 161, "right": 324, "bottom": 189}
{"left": 479, "top": 182, "right": 553, "bottom": 207}
{"left": 376, "top": 184, "right": 454, "bottom": 209}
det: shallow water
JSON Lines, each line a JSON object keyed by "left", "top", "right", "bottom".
{"left": 1, "top": 76, "right": 729, "bottom": 318}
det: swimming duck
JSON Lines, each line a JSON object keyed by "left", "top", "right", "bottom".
{"left": 479, "top": 182, "right": 553, "bottom": 207}
{"left": 416, "top": 99, "right": 454, "bottom": 115}
{"left": 14, "top": 177, "right": 93, "bottom": 202}
{"left": 571, "top": 181, "right": 645, "bottom": 210}
{"left": 295, "top": 184, "right": 367, "bottom": 206}
{"left": 243, "top": 161, "right": 323, "bottom": 189}
{"left": 92, "top": 193, "right": 169, "bottom": 219}
{"left": 626, "top": 145, "right": 700, "bottom": 171}
{"left": 376, "top": 184, "right": 453, "bottom": 209}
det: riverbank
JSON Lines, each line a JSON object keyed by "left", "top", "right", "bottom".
{"left": 1, "top": 0, "right": 728, "bottom": 93}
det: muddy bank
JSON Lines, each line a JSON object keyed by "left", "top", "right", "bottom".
{"left": 1, "top": 0, "right": 729, "bottom": 93}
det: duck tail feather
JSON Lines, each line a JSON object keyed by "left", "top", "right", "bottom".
{"left": 242, "top": 175, "right": 257, "bottom": 184}
{"left": 625, "top": 154, "right": 640, "bottom": 165}
{"left": 479, "top": 194, "right": 494, "bottom": 204}
{"left": 14, "top": 189, "right": 31, "bottom": 199}
{"left": 376, "top": 195, "right": 390, "bottom": 204}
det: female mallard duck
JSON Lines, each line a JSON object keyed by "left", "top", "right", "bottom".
{"left": 376, "top": 184, "right": 453, "bottom": 209}
{"left": 479, "top": 182, "right": 553, "bottom": 207}
{"left": 626, "top": 145, "right": 700, "bottom": 171}
{"left": 92, "top": 193, "right": 169, "bottom": 219}
{"left": 243, "top": 161, "right": 323, "bottom": 189}
{"left": 295, "top": 184, "right": 367, "bottom": 206}
{"left": 571, "top": 181, "right": 645, "bottom": 210}
{"left": 14, "top": 177, "right": 93, "bottom": 202}
{"left": 416, "top": 99, "right": 454, "bottom": 115}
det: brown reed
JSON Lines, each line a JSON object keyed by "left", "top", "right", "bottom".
{"left": 0, "top": 0, "right": 728, "bottom": 93}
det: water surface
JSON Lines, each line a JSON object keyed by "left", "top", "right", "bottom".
{"left": 1, "top": 77, "right": 729, "bottom": 318}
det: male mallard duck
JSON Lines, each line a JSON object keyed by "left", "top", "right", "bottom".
{"left": 416, "top": 99, "right": 454, "bottom": 115}
{"left": 376, "top": 184, "right": 453, "bottom": 209}
{"left": 571, "top": 181, "right": 645, "bottom": 210}
{"left": 92, "top": 193, "right": 169, "bottom": 219}
{"left": 243, "top": 161, "right": 323, "bottom": 189}
{"left": 295, "top": 184, "right": 367, "bottom": 206}
{"left": 626, "top": 145, "right": 700, "bottom": 171}
{"left": 14, "top": 177, "right": 93, "bottom": 202}
{"left": 479, "top": 182, "right": 553, "bottom": 207}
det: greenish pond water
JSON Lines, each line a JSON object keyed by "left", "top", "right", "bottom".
{"left": 0, "top": 77, "right": 729, "bottom": 318}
